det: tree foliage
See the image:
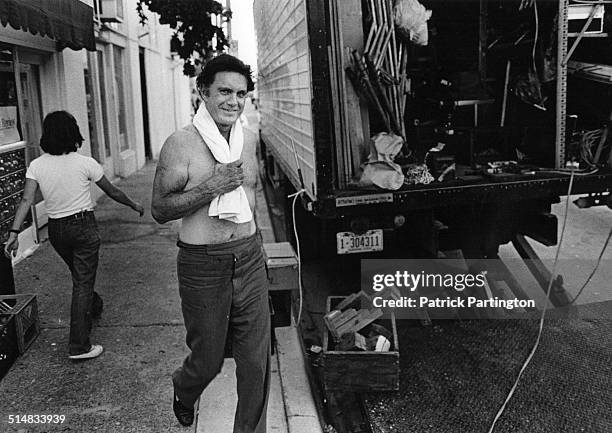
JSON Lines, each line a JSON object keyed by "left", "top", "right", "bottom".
{"left": 137, "top": 0, "right": 232, "bottom": 76}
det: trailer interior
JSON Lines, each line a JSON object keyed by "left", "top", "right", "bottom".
{"left": 328, "top": 0, "right": 612, "bottom": 196}
{"left": 266, "top": 0, "right": 612, "bottom": 261}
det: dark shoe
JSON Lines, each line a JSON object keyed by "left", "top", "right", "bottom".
{"left": 173, "top": 392, "right": 194, "bottom": 427}
{"left": 92, "top": 292, "right": 103, "bottom": 319}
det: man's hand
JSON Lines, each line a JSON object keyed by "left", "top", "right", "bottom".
{"left": 4, "top": 233, "right": 18, "bottom": 259}
{"left": 212, "top": 160, "right": 245, "bottom": 194}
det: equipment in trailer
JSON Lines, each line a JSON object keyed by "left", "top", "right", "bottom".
{"left": 255, "top": 0, "right": 611, "bottom": 262}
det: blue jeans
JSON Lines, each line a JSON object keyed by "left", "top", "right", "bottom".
{"left": 173, "top": 233, "right": 270, "bottom": 433}
{"left": 48, "top": 211, "right": 101, "bottom": 356}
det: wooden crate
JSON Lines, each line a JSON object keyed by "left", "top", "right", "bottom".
{"left": 263, "top": 242, "right": 298, "bottom": 291}
{"left": 0, "top": 294, "right": 40, "bottom": 354}
{"left": 322, "top": 296, "right": 399, "bottom": 392}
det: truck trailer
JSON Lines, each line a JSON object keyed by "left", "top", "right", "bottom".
{"left": 254, "top": 0, "right": 612, "bottom": 266}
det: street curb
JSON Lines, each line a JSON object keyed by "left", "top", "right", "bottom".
{"left": 257, "top": 172, "right": 324, "bottom": 432}
{"left": 275, "top": 326, "right": 324, "bottom": 433}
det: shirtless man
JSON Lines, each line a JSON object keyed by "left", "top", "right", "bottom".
{"left": 151, "top": 55, "right": 269, "bottom": 432}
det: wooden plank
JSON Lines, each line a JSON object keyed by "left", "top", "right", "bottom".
{"left": 335, "top": 308, "right": 383, "bottom": 337}
{"left": 512, "top": 234, "right": 572, "bottom": 307}
{"left": 332, "top": 0, "right": 352, "bottom": 187}
{"left": 481, "top": 273, "right": 508, "bottom": 318}
{"left": 493, "top": 280, "right": 527, "bottom": 314}
{"left": 331, "top": 309, "right": 359, "bottom": 328}
{"left": 338, "top": 0, "right": 368, "bottom": 180}
{"left": 263, "top": 241, "right": 297, "bottom": 259}
{"left": 327, "top": 36, "right": 346, "bottom": 188}
{"left": 325, "top": 308, "right": 359, "bottom": 340}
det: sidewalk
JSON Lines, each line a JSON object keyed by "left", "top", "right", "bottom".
{"left": 0, "top": 162, "right": 320, "bottom": 432}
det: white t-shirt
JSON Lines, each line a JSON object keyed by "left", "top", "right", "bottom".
{"left": 25, "top": 152, "right": 105, "bottom": 219}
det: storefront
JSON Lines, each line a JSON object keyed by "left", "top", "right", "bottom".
{"left": 0, "top": 0, "right": 95, "bottom": 262}
{"left": 1, "top": 0, "right": 192, "bottom": 265}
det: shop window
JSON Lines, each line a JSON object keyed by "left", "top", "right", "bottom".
{"left": 0, "top": 47, "right": 22, "bottom": 147}
{"left": 0, "top": 45, "right": 33, "bottom": 238}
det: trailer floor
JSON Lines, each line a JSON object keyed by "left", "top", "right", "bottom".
{"left": 363, "top": 302, "right": 611, "bottom": 433}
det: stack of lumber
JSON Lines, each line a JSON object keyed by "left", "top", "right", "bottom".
{"left": 324, "top": 306, "right": 383, "bottom": 342}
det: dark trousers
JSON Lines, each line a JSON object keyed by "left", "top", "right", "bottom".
{"left": 48, "top": 212, "right": 101, "bottom": 356}
{"left": 173, "top": 233, "right": 270, "bottom": 433}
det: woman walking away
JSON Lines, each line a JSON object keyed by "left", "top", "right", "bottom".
{"left": 3, "top": 111, "right": 144, "bottom": 360}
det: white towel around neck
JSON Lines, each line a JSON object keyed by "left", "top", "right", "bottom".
{"left": 192, "top": 104, "right": 253, "bottom": 224}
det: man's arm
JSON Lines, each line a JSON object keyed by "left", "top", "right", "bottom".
{"left": 151, "top": 131, "right": 244, "bottom": 224}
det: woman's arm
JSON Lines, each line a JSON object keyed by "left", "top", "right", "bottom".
{"left": 4, "top": 178, "right": 38, "bottom": 258}
{"left": 95, "top": 176, "right": 144, "bottom": 216}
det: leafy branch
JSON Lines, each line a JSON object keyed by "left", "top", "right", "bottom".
{"left": 137, "top": 0, "right": 232, "bottom": 76}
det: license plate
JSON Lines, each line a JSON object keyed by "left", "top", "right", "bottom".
{"left": 336, "top": 230, "right": 383, "bottom": 255}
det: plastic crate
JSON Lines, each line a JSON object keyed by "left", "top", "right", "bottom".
{"left": 0, "top": 294, "right": 40, "bottom": 354}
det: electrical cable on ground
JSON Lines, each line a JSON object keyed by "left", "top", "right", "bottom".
{"left": 487, "top": 168, "right": 575, "bottom": 433}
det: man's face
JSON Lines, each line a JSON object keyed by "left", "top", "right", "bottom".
{"left": 201, "top": 71, "right": 248, "bottom": 129}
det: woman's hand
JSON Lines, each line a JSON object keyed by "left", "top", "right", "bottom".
{"left": 132, "top": 202, "right": 145, "bottom": 217}
{"left": 4, "top": 233, "right": 19, "bottom": 259}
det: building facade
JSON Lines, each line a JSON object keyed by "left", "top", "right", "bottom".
{"left": 0, "top": 0, "right": 191, "bottom": 262}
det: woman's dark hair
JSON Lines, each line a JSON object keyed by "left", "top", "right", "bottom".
{"left": 196, "top": 54, "right": 255, "bottom": 93}
{"left": 39, "top": 111, "right": 84, "bottom": 155}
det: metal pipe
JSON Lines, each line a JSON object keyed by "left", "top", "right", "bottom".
{"left": 501, "top": 60, "right": 511, "bottom": 127}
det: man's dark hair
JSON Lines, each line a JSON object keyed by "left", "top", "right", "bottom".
{"left": 40, "top": 111, "right": 84, "bottom": 155}
{"left": 197, "top": 54, "right": 255, "bottom": 93}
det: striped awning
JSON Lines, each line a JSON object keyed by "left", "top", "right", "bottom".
{"left": 0, "top": 0, "right": 95, "bottom": 51}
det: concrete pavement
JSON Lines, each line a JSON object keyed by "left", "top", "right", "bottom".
{"left": 0, "top": 158, "right": 321, "bottom": 432}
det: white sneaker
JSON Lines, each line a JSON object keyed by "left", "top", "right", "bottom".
{"left": 68, "top": 344, "right": 104, "bottom": 360}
